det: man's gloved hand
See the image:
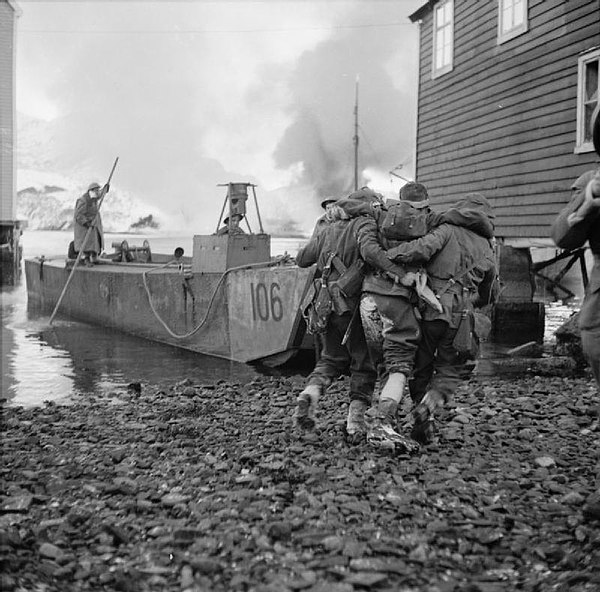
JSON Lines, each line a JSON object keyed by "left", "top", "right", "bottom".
{"left": 415, "top": 271, "right": 443, "bottom": 313}
{"left": 102, "top": 183, "right": 110, "bottom": 194}
{"left": 399, "top": 271, "right": 418, "bottom": 287}
{"left": 385, "top": 263, "right": 409, "bottom": 285}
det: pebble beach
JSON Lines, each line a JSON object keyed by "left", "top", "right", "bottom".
{"left": 1, "top": 372, "right": 599, "bottom": 592}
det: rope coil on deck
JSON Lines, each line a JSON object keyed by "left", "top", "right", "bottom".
{"left": 142, "top": 259, "right": 283, "bottom": 340}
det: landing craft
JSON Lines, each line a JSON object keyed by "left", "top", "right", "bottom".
{"left": 25, "top": 182, "right": 315, "bottom": 365}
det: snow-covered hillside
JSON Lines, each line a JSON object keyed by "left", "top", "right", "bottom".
{"left": 16, "top": 114, "right": 163, "bottom": 232}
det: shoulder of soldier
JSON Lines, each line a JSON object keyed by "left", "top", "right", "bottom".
{"left": 572, "top": 168, "right": 599, "bottom": 191}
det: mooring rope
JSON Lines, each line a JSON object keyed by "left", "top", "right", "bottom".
{"left": 142, "top": 259, "right": 281, "bottom": 340}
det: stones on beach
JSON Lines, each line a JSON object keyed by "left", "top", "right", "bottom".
{"left": 1, "top": 374, "right": 599, "bottom": 590}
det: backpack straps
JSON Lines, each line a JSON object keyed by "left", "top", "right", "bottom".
{"left": 321, "top": 252, "right": 337, "bottom": 284}
{"left": 435, "top": 255, "right": 491, "bottom": 299}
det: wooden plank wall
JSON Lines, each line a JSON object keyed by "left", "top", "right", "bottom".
{"left": 413, "top": 0, "right": 600, "bottom": 241}
{"left": 0, "top": 0, "right": 16, "bottom": 222}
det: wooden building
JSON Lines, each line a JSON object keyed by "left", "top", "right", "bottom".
{"left": 409, "top": 0, "right": 599, "bottom": 243}
{"left": 0, "top": 0, "right": 21, "bottom": 284}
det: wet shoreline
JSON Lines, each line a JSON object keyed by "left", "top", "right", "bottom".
{"left": 2, "top": 373, "right": 599, "bottom": 591}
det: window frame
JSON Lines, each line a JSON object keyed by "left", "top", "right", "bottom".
{"left": 432, "top": 0, "right": 454, "bottom": 79}
{"left": 497, "top": 0, "right": 528, "bottom": 45}
{"left": 575, "top": 48, "right": 600, "bottom": 154}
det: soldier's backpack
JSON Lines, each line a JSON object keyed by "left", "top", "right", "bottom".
{"left": 379, "top": 200, "right": 430, "bottom": 241}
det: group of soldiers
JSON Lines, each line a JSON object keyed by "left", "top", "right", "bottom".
{"left": 294, "top": 158, "right": 600, "bottom": 453}
{"left": 294, "top": 183, "right": 498, "bottom": 453}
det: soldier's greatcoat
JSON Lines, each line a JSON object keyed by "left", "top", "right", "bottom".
{"left": 74, "top": 192, "right": 104, "bottom": 254}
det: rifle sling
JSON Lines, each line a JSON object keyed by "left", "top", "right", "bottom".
{"left": 435, "top": 256, "right": 489, "bottom": 299}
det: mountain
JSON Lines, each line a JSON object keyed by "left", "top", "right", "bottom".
{"left": 16, "top": 113, "right": 161, "bottom": 232}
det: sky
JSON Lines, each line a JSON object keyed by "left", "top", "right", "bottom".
{"left": 15, "top": 0, "right": 424, "bottom": 234}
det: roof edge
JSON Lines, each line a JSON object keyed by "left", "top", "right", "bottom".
{"left": 6, "top": 0, "right": 23, "bottom": 17}
{"left": 409, "top": 0, "right": 437, "bottom": 23}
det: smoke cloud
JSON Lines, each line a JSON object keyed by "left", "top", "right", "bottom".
{"left": 17, "top": 0, "right": 422, "bottom": 234}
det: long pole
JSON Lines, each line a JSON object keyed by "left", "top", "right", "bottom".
{"left": 49, "top": 157, "right": 119, "bottom": 325}
{"left": 354, "top": 75, "right": 359, "bottom": 191}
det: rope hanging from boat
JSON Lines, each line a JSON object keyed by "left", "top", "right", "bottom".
{"left": 142, "top": 259, "right": 280, "bottom": 340}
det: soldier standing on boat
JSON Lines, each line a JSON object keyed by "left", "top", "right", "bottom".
{"left": 216, "top": 213, "right": 246, "bottom": 236}
{"left": 551, "top": 106, "right": 600, "bottom": 389}
{"left": 74, "top": 182, "right": 106, "bottom": 266}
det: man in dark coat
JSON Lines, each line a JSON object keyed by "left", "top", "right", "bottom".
{"left": 386, "top": 193, "right": 498, "bottom": 443}
{"left": 74, "top": 182, "right": 105, "bottom": 265}
{"left": 551, "top": 165, "right": 600, "bottom": 389}
{"left": 341, "top": 184, "right": 437, "bottom": 453}
{"left": 310, "top": 197, "right": 338, "bottom": 239}
{"left": 294, "top": 192, "right": 402, "bottom": 443}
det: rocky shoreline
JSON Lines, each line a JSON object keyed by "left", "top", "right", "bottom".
{"left": 1, "top": 374, "right": 599, "bottom": 592}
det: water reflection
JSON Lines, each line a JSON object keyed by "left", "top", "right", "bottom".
{"left": 3, "top": 280, "right": 260, "bottom": 406}
{"left": 2, "top": 232, "right": 308, "bottom": 407}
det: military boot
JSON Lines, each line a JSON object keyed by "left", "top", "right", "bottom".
{"left": 345, "top": 399, "right": 368, "bottom": 444}
{"left": 411, "top": 414, "right": 436, "bottom": 445}
{"left": 366, "top": 373, "right": 420, "bottom": 454}
{"left": 293, "top": 384, "right": 321, "bottom": 430}
{"left": 412, "top": 389, "right": 443, "bottom": 445}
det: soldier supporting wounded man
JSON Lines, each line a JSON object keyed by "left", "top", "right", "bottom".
{"left": 293, "top": 190, "right": 390, "bottom": 444}
{"left": 385, "top": 193, "right": 498, "bottom": 444}
{"left": 336, "top": 185, "right": 497, "bottom": 452}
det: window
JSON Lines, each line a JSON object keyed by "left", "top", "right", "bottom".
{"left": 432, "top": 0, "right": 453, "bottom": 78}
{"left": 498, "top": 0, "right": 528, "bottom": 44}
{"left": 576, "top": 48, "right": 600, "bottom": 153}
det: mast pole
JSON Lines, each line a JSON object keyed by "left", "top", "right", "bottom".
{"left": 354, "top": 75, "right": 359, "bottom": 191}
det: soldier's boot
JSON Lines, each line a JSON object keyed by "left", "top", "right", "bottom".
{"left": 293, "top": 384, "right": 321, "bottom": 430}
{"left": 345, "top": 399, "right": 368, "bottom": 444}
{"left": 367, "top": 373, "right": 420, "bottom": 454}
{"left": 412, "top": 389, "right": 443, "bottom": 445}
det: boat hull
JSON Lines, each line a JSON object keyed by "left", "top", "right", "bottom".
{"left": 25, "top": 258, "right": 314, "bottom": 364}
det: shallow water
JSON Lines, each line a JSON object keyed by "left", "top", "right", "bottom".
{"left": 1, "top": 231, "right": 307, "bottom": 407}
{"left": 1, "top": 231, "right": 585, "bottom": 407}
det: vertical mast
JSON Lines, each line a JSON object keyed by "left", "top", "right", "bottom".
{"left": 354, "top": 75, "right": 359, "bottom": 191}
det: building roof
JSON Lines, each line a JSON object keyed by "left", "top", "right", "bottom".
{"left": 409, "top": 1, "right": 437, "bottom": 23}
{"left": 6, "top": 0, "right": 22, "bottom": 17}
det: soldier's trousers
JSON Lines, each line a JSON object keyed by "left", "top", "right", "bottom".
{"left": 306, "top": 311, "right": 376, "bottom": 404}
{"left": 409, "top": 319, "right": 464, "bottom": 404}
{"left": 359, "top": 292, "right": 421, "bottom": 384}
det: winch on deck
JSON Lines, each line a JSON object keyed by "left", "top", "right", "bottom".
{"left": 109, "top": 239, "right": 153, "bottom": 263}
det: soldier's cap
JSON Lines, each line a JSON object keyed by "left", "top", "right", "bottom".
{"left": 320, "top": 197, "right": 337, "bottom": 209}
{"left": 399, "top": 182, "right": 429, "bottom": 209}
{"left": 346, "top": 187, "right": 383, "bottom": 204}
{"left": 88, "top": 182, "right": 101, "bottom": 192}
{"left": 454, "top": 192, "right": 495, "bottom": 218}
{"left": 223, "top": 213, "right": 244, "bottom": 225}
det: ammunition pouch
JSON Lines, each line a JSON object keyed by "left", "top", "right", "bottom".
{"left": 452, "top": 308, "right": 478, "bottom": 359}
{"left": 452, "top": 307, "right": 491, "bottom": 360}
{"left": 334, "top": 258, "right": 366, "bottom": 299}
{"left": 301, "top": 278, "right": 333, "bottom": 335}
{"left": 327, "top": 282, "right": 352, "bottom": 315}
